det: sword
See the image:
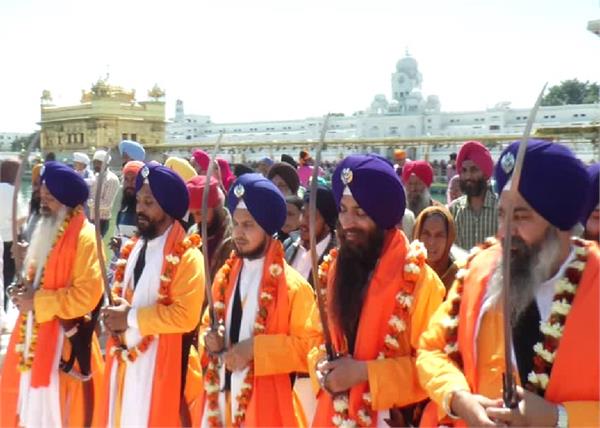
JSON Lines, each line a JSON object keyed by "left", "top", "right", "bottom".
{"left": 501, "top": 83, "right": 547, "bottom": 409}
{"left": 309, "top": 114, "right": 337, "bottom": 360}
{"left": 94, "top": 148, "right": 113, "bottom": 305}
{"left": 7, "top": 133, "right": 39, "bottom": 296}
{"left": 202, "top": 133, "right": 224, "bottom": 330}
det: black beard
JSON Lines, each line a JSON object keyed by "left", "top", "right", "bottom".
{"left": 459, "top": 177, "right": 487, "bottom": 197}
{"left": 121, "top": 189, "right": 137, "bottom": 211}
{"left": 332, "top": 226, "right": 385, "bottom": 352}
{"left": 236, "top": 235, "right": 270, "bottom": 260}
{"left": 136, "top": 214, "right": 159, "bottom": 240}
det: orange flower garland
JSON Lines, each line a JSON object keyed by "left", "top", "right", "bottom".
{"left": 15, "top": 207, "right": 81, "bottom": 372}
{"left": 109, "top": 233, "right": 201, "bottom": 363}
{"left": 318, "top": 240, "right": 428, "bottom": 427}
{"left": 204, "top": 243, "right": 285, "bottom": 428}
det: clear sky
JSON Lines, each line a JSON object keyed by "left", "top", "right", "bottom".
{"left": 0, "top": 0, "right": 598, "bottom": 132}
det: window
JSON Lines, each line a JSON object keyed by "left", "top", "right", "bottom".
{"left": 489, "top": 125, "right": 500, "bottom": 131}
{"left": 581, "top": 113, "right": 587, "bottom": 117}
{"left": 131, "top": 133, "right": 137, "bottom": 141}
{"left": 80, "top": 133, "right": 84, "bottom": 144}
{"left": 122, "top": 133, "right": 128, "bottom": 140}
{"left": 574, "top": 114, "right": 579, "bottom": 118}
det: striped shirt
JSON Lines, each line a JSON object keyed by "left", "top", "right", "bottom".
{"left": 449, "top": 186, "right": 499, "bottom": 250}
{"left": 88, "top": 169, "right": 120, "bottom": 220}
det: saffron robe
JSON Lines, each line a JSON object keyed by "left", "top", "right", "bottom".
{"left": 416, "top": 241, "right": 600, "bottom": 427}
{"left": 309, "top": 229, "right": 446, "bottom": 427}
{"left": 0, "top": 216, "right": 105, "bottom": 427}
{"left": 100, "top": 222, "right": 205, "bottom": 427}
{"left": 197, "top": 239, "right": 322, "bottom": 427}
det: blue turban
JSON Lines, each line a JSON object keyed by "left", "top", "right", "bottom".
{"left": 41, "top": 161, "right": 89, "bottom": 208}
{"left": 136, "top": 163, "right": 188, "bottom": 219}
{"left": 581, "top": 163, "right": 600, "bottom": 223}
{"left": 227, "top": 173, "right": 286, "bottom": 235}
{"left": 332, "top": 154, "right": 406, "bottom": 229}
{"left": 494, "top": 139, "right": 589, "bottom": 231}
{"left": 119, "top": 140, "right": 146, "bottom": 161}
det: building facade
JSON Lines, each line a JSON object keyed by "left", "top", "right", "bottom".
{"left": 0, "top": 132, "right": 30, "bottom": 151}
{"left": 39, "top": 79, "right": 166, "bottom": 155}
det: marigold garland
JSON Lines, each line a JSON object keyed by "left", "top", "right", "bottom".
{"left": 319, "top": 240, "right": 428, "bottom": 427}
{"left": 15, "top": 207, "right": 81, "bottom": 372}
{"left": 441, "top": 237, "right": 587, "bottom": 398}
{"left": 109, "top": 233, "right": 201, "bottom": 363}
{"left": 204, "top": 243, "right": 285, "bottom": 427}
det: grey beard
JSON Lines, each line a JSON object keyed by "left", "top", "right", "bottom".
{"left": 408, "top": 189, "right": 431, "bottom": 217}
{"left": 487, "top": 227, "right": 562, "bottom": 324}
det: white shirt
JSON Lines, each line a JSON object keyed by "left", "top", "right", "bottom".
{"left": 0, "top": 183, "right": 25, "bottom": 242}
{"left": 290, "top": 234, "right": 332, "bottom": 280}
{"left": 88, "top": 169, "right": 120, "bottom": 220}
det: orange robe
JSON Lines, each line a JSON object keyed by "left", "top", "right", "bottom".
{"left": 309, "top": 229, "right": 446, "bottom": 427}
{"left": 0, "top": 213, "right": 105, "bottom": 427}
{"left": 197, "top": 239, "right": 322, "bottom": 427}
{"left": 99, "top": 222, "right": 205, "bottom": 427}
{"left": 417, "top": 241, "right": 600, "bottom": 427}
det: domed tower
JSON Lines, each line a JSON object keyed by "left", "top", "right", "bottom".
{"left": 391, "top": 50, "right": 423, "bottom": 114}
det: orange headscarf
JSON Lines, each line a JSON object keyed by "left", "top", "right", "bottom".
{"left": 413, "top": 206, "right": 457, "bottom": 291}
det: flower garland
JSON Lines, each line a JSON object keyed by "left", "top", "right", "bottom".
{"left": 204, "top": 244, "right": 285, "bottom": 428}
{"left": 318, "top": 240, "right": 428, "bottom": 427}
{"left": 441, "top": 237, "right": 588, "bottom": 398}
{"left": 109, "top": 233, "right": 201, "bottom": 363}
{"left": 442, "top": 237, "right": 498, "bottom": 367}
{"left": 526, "top": 237, "right": 588, "bottom": 395}
{"left": 15, "top": 207, "right": 81, "bottom": 372}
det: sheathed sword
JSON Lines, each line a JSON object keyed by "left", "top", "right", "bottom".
{"left": 309, "top": 114, "right": 336, "bottom": 360}
{"left": 501, "top": 83, "right": 547, "bottom": 408}
{"left": 202, "top": 133, "right": 224, "bottom": 330}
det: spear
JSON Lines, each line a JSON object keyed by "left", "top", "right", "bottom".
{"left": 202, "top": 133, "right": 224, "bottom": 330}
{"left": 501, "top": 83, "right": 547, "bottom": 408}
{"left": 309, "top": 114, "right": 336, "bottom": 360}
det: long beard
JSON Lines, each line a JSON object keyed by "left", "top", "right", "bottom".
{"left": 407, "top": 189, "right": 431, "bottom": 217}
{"left": 487, "top": 227, "right": 562, "bottom": 324}
{"left": 332, "top": 227, "right": 385, "bottom": 349}
{"left": 24, "top": 206, "right": 69, "bottom": 282}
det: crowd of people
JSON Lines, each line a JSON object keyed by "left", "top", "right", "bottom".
{"left": 0, "top": 137, "right": 598, "bottom": 427}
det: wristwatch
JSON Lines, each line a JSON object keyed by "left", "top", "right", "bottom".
{"left": 555, "top": 404, "right": 568, "bottom": 428}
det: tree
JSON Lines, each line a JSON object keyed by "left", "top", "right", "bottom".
{"left": 11, "top": 132, "right": 39, "bottom": 152}
{"left": 541, "top": 79, "right": 599, "bottom": 106}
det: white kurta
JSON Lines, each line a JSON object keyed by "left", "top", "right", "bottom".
{"left": 108, "top": 228, "right": 169, "bottom": 427}
{"left": 201, "top": 257, "right": 264, "bottom": 428}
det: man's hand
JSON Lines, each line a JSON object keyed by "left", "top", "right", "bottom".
{"left": 450, "top": 390, "right": 502, "bottom": 427}
{"left": 223, "top": 338, "right": 253, "bottom": 372}
{"left": 203, "top": 329, "right": 225, "bottom": 354}
{"left": 101, "top": 297, "right": 131, "bottom": 334}
{"left": 12, "top": 284, "right": 34, "bottom": 313}
{"left": 109, "top": 236, "right": 122, "bottom": 253}
{"left": 486, "top": 386, "right": 558, "bottom": 427}
{"left": 317, "top": 356, "right": 368, "bottom": 395}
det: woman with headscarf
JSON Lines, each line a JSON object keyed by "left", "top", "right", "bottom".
{"left": 413, "top": 205, "right": 464, "bottom": 293}
{"left": 446, "top": 174, "right": 462, "bottom": 205}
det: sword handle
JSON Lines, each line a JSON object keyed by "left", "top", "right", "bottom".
{"left": 502, "top": 372, "right": 519, "bottom": 409}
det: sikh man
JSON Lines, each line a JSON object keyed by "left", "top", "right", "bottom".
{"left": 402, "top": 159, "right": 443, "bottom": 217}
{"left": 449, "top": 141, "right": 498, "bottom": 250}
{"left": 417, "top": 140, "right": 599, "bottom": 427}
{"left": 199, "top": 173, "right": 321, "bottom": 427}
{"left": 186, "top": 174, "right": 234, "bottom": 281}
{"left": 118, "top": 139, "right": 146, "bottom": 165}
{"left": 113, "top": 160, "right": 144, "bottom": 242}
{"left": 88, "top": 150, "right": 120, "bottom": 237}
{"left": 0, "top": 161, "right": 105, "bottom": 427}
{"left": 267, "top": 161, "right": 301, "bottom": 197}
{"left": 101, "top": 163, "right": 205, "bottom": 427}
{"left": 581, "top": 163, "right": 599, "bottom": 243}
{"left": 310, "top": 154, "right": 445, "bottom": 427}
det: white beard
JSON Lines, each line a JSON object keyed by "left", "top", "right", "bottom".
{"left": 24, "top": 206, "right": 69, "bottom": 285}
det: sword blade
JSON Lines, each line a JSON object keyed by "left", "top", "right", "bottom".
{"left": 502, "top": 83, "right": 547, "bottom": 408}
{"left": 309, "top": 114, "right": 336, "bottom": 360}
{"left": 94, "top": 149, "right": 113, "bottom": 305}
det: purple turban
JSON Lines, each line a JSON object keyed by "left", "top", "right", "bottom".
{"left": 227, "top": 173, "right": 286, "bottom": 235}
{"left": 495, "top": 139, "right": 589, "bottom": 231}
{"left": 581, "top": 163, "right": 600, "bottom": 223}
{"left": 41, "top": 161, "right": 89, "bottom": 208}
{"left": 332, "top": 154, "right": 406, "bottom": 229}
{"left": 136, "top": 163, "right": 189, "bottom": 219}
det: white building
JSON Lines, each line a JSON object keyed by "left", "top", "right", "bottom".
{"left": 0, "top": 132, "right": 30, "bottom": 151}
{"left": 166, "top": 53, "right": 599, "bottom": 162}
